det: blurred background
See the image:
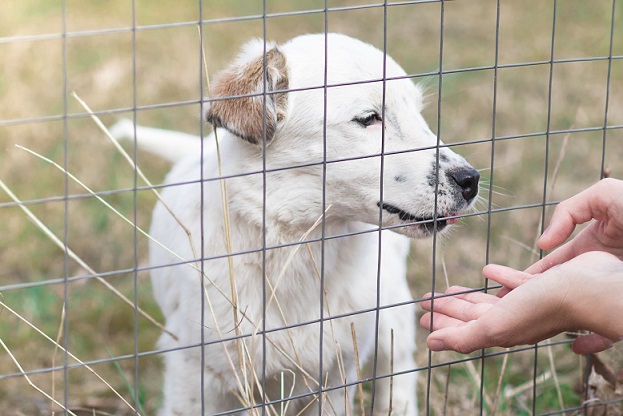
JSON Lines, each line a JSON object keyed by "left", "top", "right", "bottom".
{"left": 1, "top": 1, "right": 622, "bottom": 414}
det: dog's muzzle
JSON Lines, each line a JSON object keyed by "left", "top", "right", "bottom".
{"left": 447, "top": 166, "right": 480, "bottom": 202}
{"left": 378, "top": 165, "right": 479, "bottom": 235}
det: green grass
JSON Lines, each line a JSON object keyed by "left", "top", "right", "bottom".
{"left": 1, "top": 0, "right": 622, "bottom": 414}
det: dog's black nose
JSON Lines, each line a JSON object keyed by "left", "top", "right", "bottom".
{"left": 448, "top": 167, "right": 480, "bottom": 201}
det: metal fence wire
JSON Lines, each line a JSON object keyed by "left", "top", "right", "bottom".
{"left": 0, "top": 0, "right": 622, "bottom": 415}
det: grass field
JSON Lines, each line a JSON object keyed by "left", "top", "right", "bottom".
{"left": 1, "top": 0, "right": 622, "bottom": 415}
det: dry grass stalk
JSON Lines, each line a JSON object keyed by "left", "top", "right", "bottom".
{"left": 208, "top": 114, "right": 248, "bottom": 404}
{"left": 196, "top": 55, "right": 356, "bottom": 406}
{"left": 441, "top": 253, "right": 450, "bottom": 291}
{"left": 280, "top": 370, "right": 297, "bottom": 416}
{"left": 546, "top": 343, "right": 566, "bottom": 410}
{"left": 74, "top": 93, "right": 247, "bottom": 364}
{"left": 198, "top": 34, "right": 356, "bottom": 412}
{"left": 463, "top": 359, "right": 494, "bottom": 411}
{"left": 388, "top": 329, "right": 394, "bottom": 416}
{"left": 331, "top": 337, "right": 350, "bottom": 416}
{"left": 304, "top": 221, "right": 356, "bottom": 416}
{"left": 72, "top": 94, "right": 260, "bottom": 400}
{"left": 16, "top": 145, "right": 187, "bottom": 272}
{"left": 72, "top": 92, "right": 196, "bottom": 248}
{"left": 442, "top": 365, "right": 451, "bottom": 416}
{"left": 0, "top": 336, "right": 78, "bottom": 416}
{"left": 267, "top": 206, "right": 331, "bottom": 312}
{"left": 530, "top": 126, "right": 572, "bottom": 264}
{"left": 224, "top": 208, "right": 340, "bottom": 413}
{"left": 0, "top": 177, "right": 174, "bottom": 340}
{"left": 51, "top": 302, "right": 66, "bottom": 416}
{"left": 75, "top": 93, "right": 265, "bottom": 411}
{"left": 489, "top": 352, "right": 510, "bottom": 416}
{"left": 17, "top": 140, "right": 261, "bottom": 342}
{"left": 236, "top": 206, "right": 345, "bottom": 413}
{"left": 73, "top": 95, "right": 255, "bottom": 365}
{"left": 500, "top": 235, "right": 540, "bottom": 258}
{"left": 79, "top": 89, "right": 272, "bottom": 411}
{"left": 504, "top": 370, "right": 552, "bottom": 400}
{"left": 199, "top": 27, "right": 258, "bottom": 409}
{"left": 351, "top": 322, "right": 366, "bottom": 416}
{"left": 209, "top": 130, "right": 258, "bottom": 410}
{"left": 0, "top": 300, "right": 138, "bottom": 414}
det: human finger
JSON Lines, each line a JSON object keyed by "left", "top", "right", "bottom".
{"left": 526, "top": 236, "right": 623, "bottom": 275}
{"left": 427, "top": 309, "right": 565, "bottom": 353}
{"left": 420, "top": 287, "right": 496, "bottom": 312}
{"left": 445, "top": 285, "right": 501, "bottom": 304}
{"left": 538, "top": 179, "right": 622, "bottom": 251}
{"left": 571, "top": 333, "right": 615, "bottom": 354}
{"left": 421, "top": 293, "right": 495, "bottom": 324}
{"left": 419, "top": 312, "right": 465, "bottom": 332}
{"left": 482, "top": 264, "right": 532, "bottom": 290}
{"left": 524, "top": 242, "right": 577, "bottom": 274}
{"left": 426, "top": 320, "right": 498, "bottom": 353}
{"left": 420, "top": 292, "right": 440, "bottom": 312}
{"left": 496, "top": 287, "right": 511, "bottom": 297}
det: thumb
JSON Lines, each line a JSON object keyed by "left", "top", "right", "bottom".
{"left": 571, "top": 333, "right": 615, "bottom": 354}
{"left": 538, "top": 179, "right": 612, "bottom": 250}
{"left": 427, "top": 322, "right": 492, "bottom": 354}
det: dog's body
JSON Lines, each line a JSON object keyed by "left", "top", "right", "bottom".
{"left": 113, "top": 33, "right": 478, "bottom": 416}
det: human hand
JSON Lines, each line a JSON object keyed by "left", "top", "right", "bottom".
{"left": 506, "top": 178, "right": 623, "bottom": 351}
{"left": 528, "top": 178, "right": 623, "bottom": 275}
{"left": 420, "top": 251, "right": 623, "bottom": 354}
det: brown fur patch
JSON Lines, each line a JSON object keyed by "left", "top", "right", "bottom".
{"left": 206, "top": 48, "right": 288, "bottom": 145}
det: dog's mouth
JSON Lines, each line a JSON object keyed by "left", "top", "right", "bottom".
{"left": 377, "top": 202, "right": 460, "bottom": 234}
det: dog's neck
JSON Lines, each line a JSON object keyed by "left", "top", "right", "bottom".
{"left": 210, "top": 133, "right": 349, "bottom": 244}
{"left": 226, "top": 198, "right": 360, "bottom": 249}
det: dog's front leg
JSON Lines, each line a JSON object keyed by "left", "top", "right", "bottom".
{"left": 373, "top": 302, "right": 418, "bottom": 416}
{"left": 372, "top": 232, "right": 418, "bottom": 416}
{"left": 158, "top": 344, "right": 250, "bottom": 416}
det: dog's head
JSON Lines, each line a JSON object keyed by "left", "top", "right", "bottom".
{"left": 206, "top": 33, "right": 479, "bottom": 238}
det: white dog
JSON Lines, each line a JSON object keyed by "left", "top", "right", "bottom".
{"left": 112, "top": 33, "right": 478, "bottom": 416}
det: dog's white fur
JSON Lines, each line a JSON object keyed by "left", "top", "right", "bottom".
{"left": 112, "top": 33, "right": 478, "bottom": 416}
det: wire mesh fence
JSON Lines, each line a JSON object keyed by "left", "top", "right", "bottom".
{"left": 1, "top": 0, "right": 622, "bottom": 415}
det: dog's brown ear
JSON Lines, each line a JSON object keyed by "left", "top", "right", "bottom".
{"left": 206, "top": 43, "right": 288, "bottom": 145}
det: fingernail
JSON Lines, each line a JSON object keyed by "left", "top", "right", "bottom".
{"left": 428, "top": 339, "right": 447, "bottom": 351}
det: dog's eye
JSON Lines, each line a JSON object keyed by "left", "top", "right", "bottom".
{"left": 354, "top": 112, "right": 382, "bottom": 127}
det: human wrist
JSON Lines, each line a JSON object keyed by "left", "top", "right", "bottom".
{"left": 565, "top": 253, "right": 623, "bottom": 341}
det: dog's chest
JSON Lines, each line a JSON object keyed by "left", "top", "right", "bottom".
{"left": 188, "top": 226, "right": 384, "bottom": 379}
{"left": 234, "top": 230, "right": 382, "bottom": 326}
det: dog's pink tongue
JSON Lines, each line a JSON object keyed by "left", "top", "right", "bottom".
{"left": 446, "top": 213, "right": 461, "bottom": 225}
